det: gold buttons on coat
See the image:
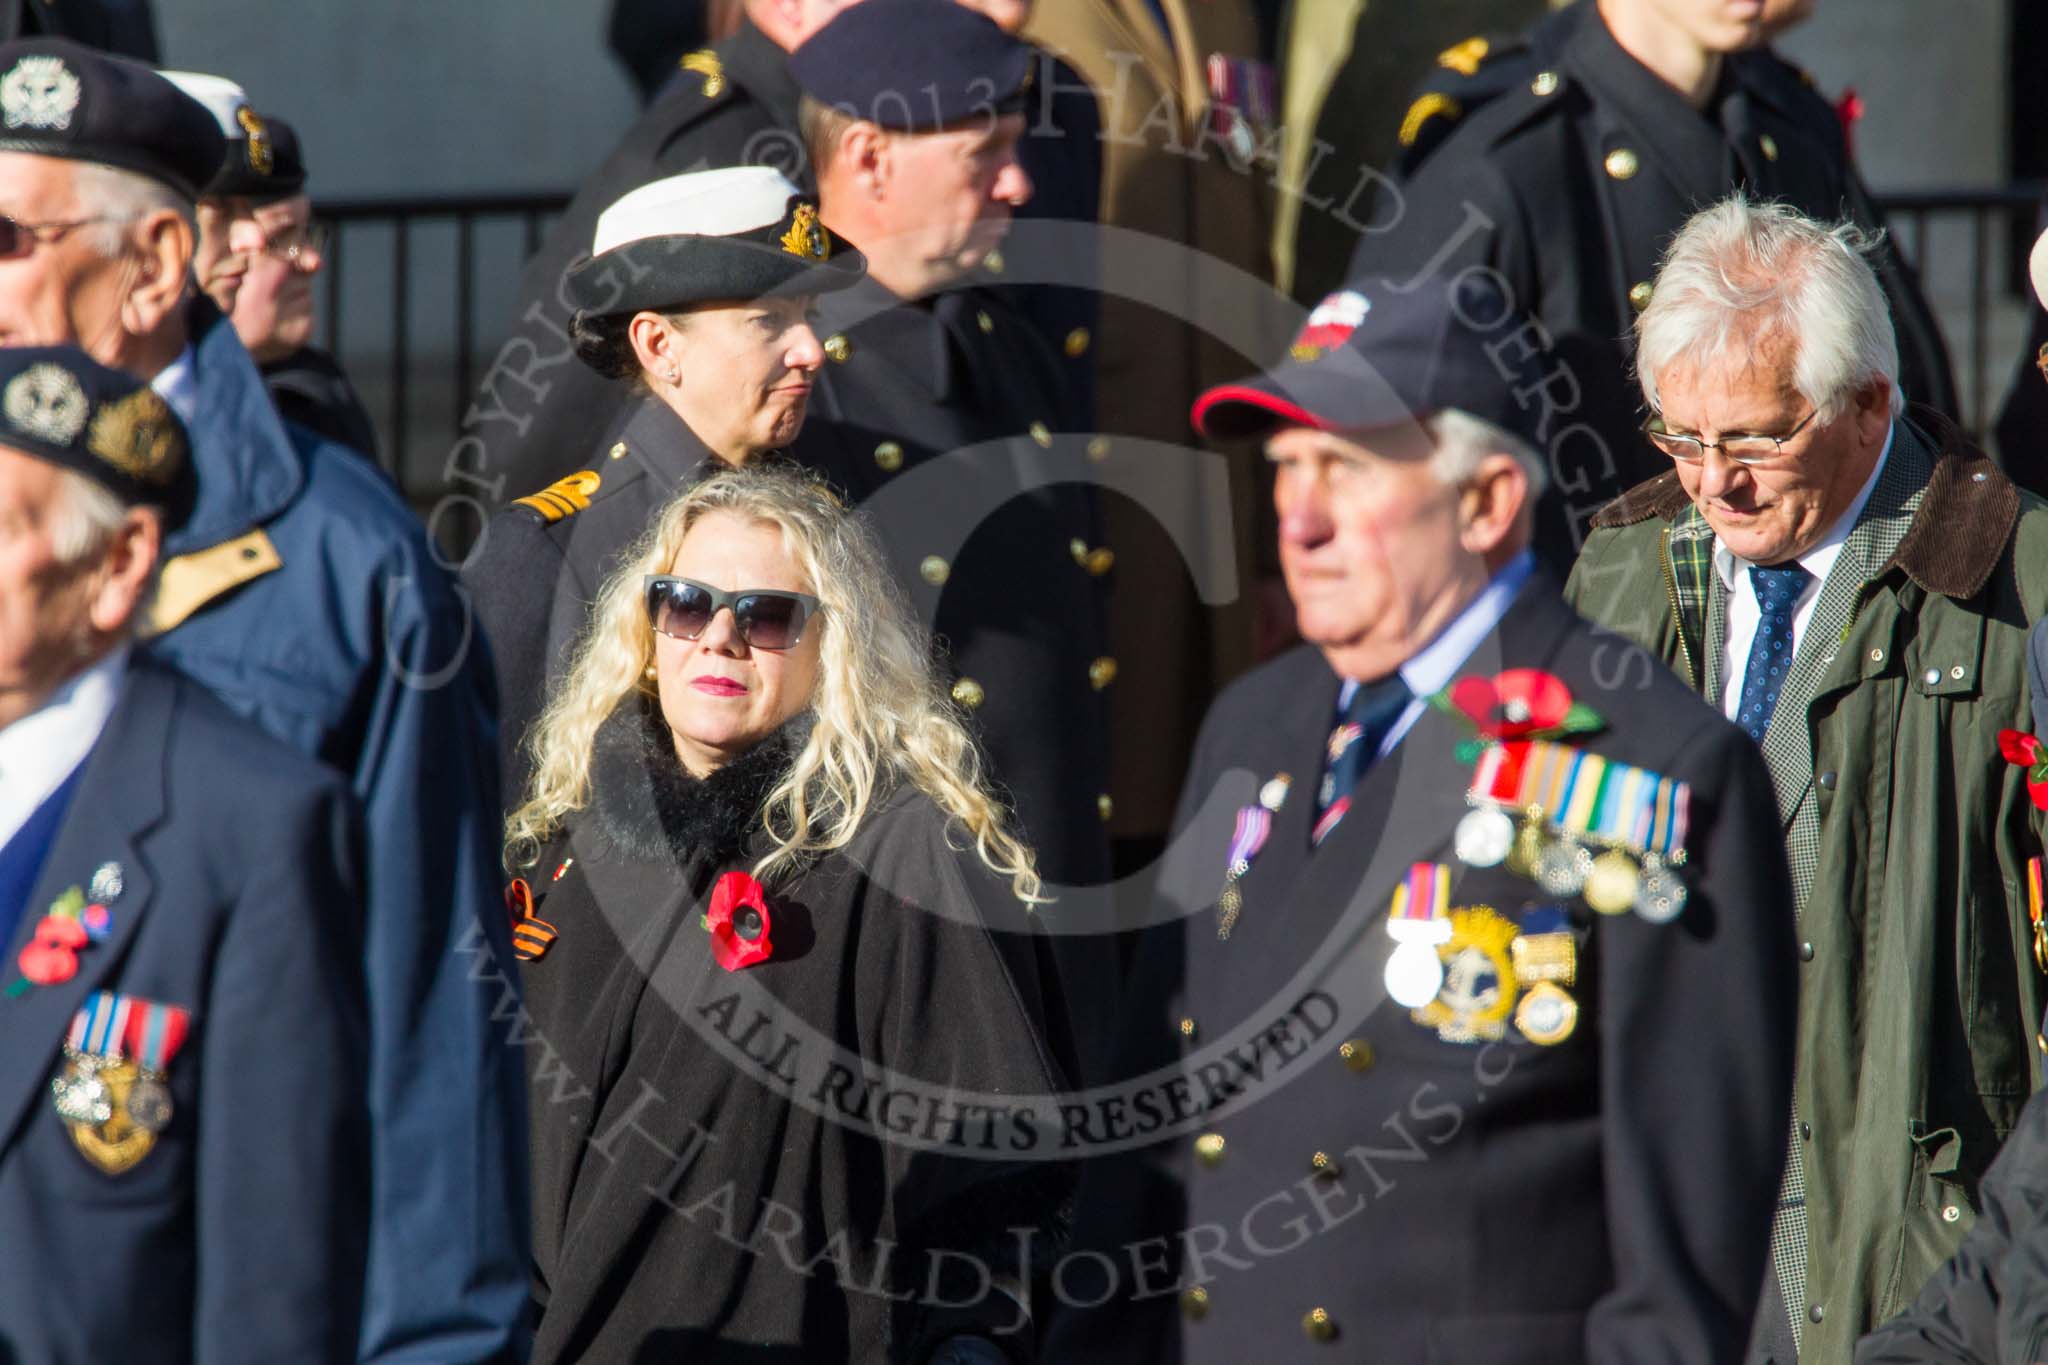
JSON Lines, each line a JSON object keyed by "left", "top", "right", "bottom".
{"left": 982, "top": 249, "right": 1005, "bottom": 274}
{"left": 977, "top": 310, "right": 995, "bottom": 334}
{"left": 1065, "top": 327, "right": 1091, "bottom": 357}
{"left": 1179, "top": 1016, "right": 1198, "bottom": 1040}
{"left": 1194, "top": 1132, "right": 1226, "bottom": 1166}
{"left": 608, "top": 441, "right": 628, "bottom": 460}
{"left": 950, "top": 677, "right": 985, "bottom": 709}
{"left": 1338, "top": 1039, "right": 1374, "bottom": 1072}
{"left": 1604, "top": 148, "right": 1640, "bottom": 180}
{"left": 1309, "top": 1151, "right": 1339, "bottom": 1179}
{"left": 1089, "top": 657, "right": 1118, "bottom": 690}
{"left": 1181, "top": 1287, "right": 1211, "bottom": 1320}
{"left": 1029, "top": 421, "right": 1053, "bottom": 448}
{"left": 1084, "top": 547, "right": 1115, "bottom": 576}
{"left": 1629, "top": 281, "right": 1654, "bottom": 312}
{"left": 1531, "top": 71, "right": 1559, "bottom": 97}
{"left": 1070, "top": 537, "right": 1089, "bottom": 564}
{"left": 920, "top": 555, "right": 950, "bottom": 585}
{"left": 874, "top": 441, "right": 903, "bottom": 472}
{"left": 1097, "top": 793, "right": 1114, "bottom": 822}
{"left": 1303, "top": 1307, "right": 1337, "bottom": 1342}
{"left": 1086, "top": 436, "right": 1111, "bottom": 462}
{"left": 823, "top": 334, "right": 852, "bottom": 362}
{"left": 1760, "top": 133, "right": 1780, "bottom": 162}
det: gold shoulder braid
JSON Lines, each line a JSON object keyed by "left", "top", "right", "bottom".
{"left": 679, "top": 50, "right": 725, "bottom": 98}
{"left": 513, "top": 469, "right": 601, "bottom": 524}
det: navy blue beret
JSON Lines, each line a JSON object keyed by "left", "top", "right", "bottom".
{"left": 0, "top": 39, "right": 223, "bottom": 200}
{"left": 788, "top": 0, "right": 1033, "bottom": 131}
{"left": 0, "top": 345, "right": 195, "bottom": 528}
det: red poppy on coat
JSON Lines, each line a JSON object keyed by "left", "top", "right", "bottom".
{"left": 18, "top": 915, "right": 88, "bottom": 986}
{"left": 1449, "top": 668, "right": 1574, "bottom": 740}
{"left": 707, "top": 871, "right": 774, "bottom": 971}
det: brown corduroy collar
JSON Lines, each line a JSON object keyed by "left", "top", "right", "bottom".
{"left": 1587, "top": 409, "right": 2020, "bottom": 601}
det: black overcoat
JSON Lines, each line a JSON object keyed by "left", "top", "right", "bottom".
{"left": 1044, "top": 577, "right": 1798, "bottom": 1364}
{"left": 517, "top": 708, "right": 1085, "bottom": 1363}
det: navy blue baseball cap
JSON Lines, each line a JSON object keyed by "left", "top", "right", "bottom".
{"left": 0, "top": 346, "right": 195, "bottom": 528}
{"left": 789, "top": 0, "right": 1032, "bottom": 129}
{"left": 1193, "top": 275, "right": 1551, "bottom": 448}
{"left": 0, "top": 39, "right": 223, "bottom": 200}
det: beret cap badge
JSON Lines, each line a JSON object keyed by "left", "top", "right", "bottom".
{"left": 87, "top": 389, "right": 183, "bottom": 485}
{"left": 3, "top": 364, "right": 89, "bottom": 444}
{"left": 0, "top": 55, "right": 80, "bottom": 130}
{"left": 236, "top": 105, "right": 273, "bottom": 175}
{"left": 779, "top": 201, "right": 830, "bottom": 261}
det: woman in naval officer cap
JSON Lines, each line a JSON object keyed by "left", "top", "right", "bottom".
{"left": 566, "top": 165, "right": 864, "bottom": 469}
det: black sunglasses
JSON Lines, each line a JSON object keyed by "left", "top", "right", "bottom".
{"left": 644, "top": 575, "right": 822, "bottom": 651}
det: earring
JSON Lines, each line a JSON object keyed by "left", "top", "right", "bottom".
{"left": 644, "top": 665, "right": 657, "bottom": 679}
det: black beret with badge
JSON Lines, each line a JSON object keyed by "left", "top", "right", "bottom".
{"left": 160, "top": 70, "right": 293, "bottom": 199}
{"left": 0, "top": 345, "right": 195, "bottom": 529}
{"left": 0, "top": 38, "right": 223, "bottom": 200}
{"left": 564, "top": 166, "right": 864, "bottom": 323}
{"left": 787, "top": 0, "right": 1033, "bottom": 129}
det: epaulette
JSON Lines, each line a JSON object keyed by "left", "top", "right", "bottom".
{"left": 512, "top": 469, "right": 601, "bottom": 525}
{"left": 1393, "top": 32, "right": 1539, "bottom": 179}
{"left": 678, "top": 49, "right": 730, "bottom": 100}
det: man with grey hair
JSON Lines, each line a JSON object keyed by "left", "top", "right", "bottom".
{"left": 0, "top": 344, "right": 370, "bottom": 1362}
{"left": 0, "top": 39, "right": 529, "bottom": 1362}
{"left": 1567, "top": 193, "right": 2048, "bottom": 1363}
{"left": 1047, "top": 274, "right": 1793, "bottom": 1363}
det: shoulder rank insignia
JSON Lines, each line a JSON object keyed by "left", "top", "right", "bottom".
{"left": 680, "top": 49, "right": 725, "bottom": 98}
{"left": 1437, "top": 37, "right": 1491, "bottom": 77}
{"left": 1399, "top": 92, "right": 1462, "bottom": 149}
{"left": 513, "top": 469, "right": 601, "bottom": 524}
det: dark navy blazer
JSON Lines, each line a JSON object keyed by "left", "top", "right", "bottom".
{"left": 0, "top": 658, "right": 370, "bottom": 1363}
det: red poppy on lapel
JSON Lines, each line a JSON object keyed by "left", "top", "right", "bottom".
{"left": 707, "top": 871, "right": 774, "bottom": 972}
{"left": 1998, "top": 730, "right": 2048, "bottom": 810}
{"left": 18, "top": 914, "right": 88, "bottom": 986}
{"left": 1437, "top": 669, "right": 1604, "bottom": 763}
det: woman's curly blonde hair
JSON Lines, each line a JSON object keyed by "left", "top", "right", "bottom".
{"left": 504, "top": 462, "right": 1043, "bottom": 901}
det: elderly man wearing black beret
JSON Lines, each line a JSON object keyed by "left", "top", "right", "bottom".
{"left": 0, "top": 38, "right": 530, "bottom": 1363}
{"left": 785, "top": 0, "right": 1115, "bottom": 894}
{"left": 0, "top": 346, "right": 371, "bottom": 1363}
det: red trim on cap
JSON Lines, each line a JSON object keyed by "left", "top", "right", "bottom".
{"left": 1190, "top": 385, "right": 1334, "bottom": 438}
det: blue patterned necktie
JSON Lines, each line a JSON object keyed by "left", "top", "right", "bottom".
{"left": 1313, "top": 673, "right": 1415, "bottom": 845}
{"left": 1736, "top": 562, "right": 1812, "bottom": 744}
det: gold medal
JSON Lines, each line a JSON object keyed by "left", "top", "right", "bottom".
{"left": 1583, "top": 849, "right": 1640, "bottom": 916}
{"left": 1514, "top": 981, "right": 1579, "bottom": 1045}
{"left": 1413, "top": 907, "right": 1520, "bottom": 1043}
{"left": 63, "top": 1057, "right": 157, "bottom": 1174}
{"left": 1504, "top": 812, "right": 1546, "bottom": 880}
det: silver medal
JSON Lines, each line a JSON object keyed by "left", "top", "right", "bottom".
{"left": 88, "top": 861, "right": 123, "bottom": 904}
{"left": 51, "top": 1067, "right": 111, "bottom": 1125}
{"left": 1633, "top": 858, "right": 1689, "bottom": 924}
{"left": 1384, "top": 941, "right": 1446, "bottom": 1009}
{"left": 1536, "top": 840, "right": 1592, "bottom": 898}
{"left": 126, "top": 1076, "right": 174, "bottom": 1134}
{"left": 1454, "top": 807, "right": 1514, "bottom": 868}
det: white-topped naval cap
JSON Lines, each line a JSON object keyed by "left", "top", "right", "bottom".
{"left": 592, "top": 167, "right": 805, "bottom": 257}
{"left": 2031, "top": 226, "right": 2048, "bottom": 313}
{"left": 159, "top": 71, "right": 250, "bottom": 139}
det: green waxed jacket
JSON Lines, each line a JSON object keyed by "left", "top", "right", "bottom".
{"left": 1564, "top": 418, "right": 2048, "bottom": 1361}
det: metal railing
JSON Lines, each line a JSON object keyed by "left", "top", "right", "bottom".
{"left": 311, "top": 184, "right": 2048, "bottom": 493}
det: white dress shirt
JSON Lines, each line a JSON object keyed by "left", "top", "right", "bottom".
{"left": 1337, "top": 549, "right": 1537, "bottom": 760}
{"left": 1715, "top": 424, "right": 1894, "bottom": 720}
{"left": 0, "top": 646, "right": 129, "bottom": 852}
{"left": 150, "top": 345, "right": 200, "bottom": 427}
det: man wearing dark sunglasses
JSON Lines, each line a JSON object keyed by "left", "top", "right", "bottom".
{"left": 0, "top": 39, "right": 530, "bottom": 1364}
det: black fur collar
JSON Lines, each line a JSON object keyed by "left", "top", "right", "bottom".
{"left": 587, "top": 695, "right": 805, "bottom": 866}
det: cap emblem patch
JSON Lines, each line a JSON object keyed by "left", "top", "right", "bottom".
{"left": 1289, "top": 290, "right": 1369, "bottom": 362}
{"left": 88, "top": 390, "right": 184, "bottom": 485}
{"left": 1, "top": 56, "right": 80, "bottom": 131}
{"left": 780, "top": 201, "right": 830, "bottom": 261}
{"left": 237, "top": 106, "right": 273, "bottom": 175}
{"left": 3, "top": 364, "right": 88, "bottom": 444}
